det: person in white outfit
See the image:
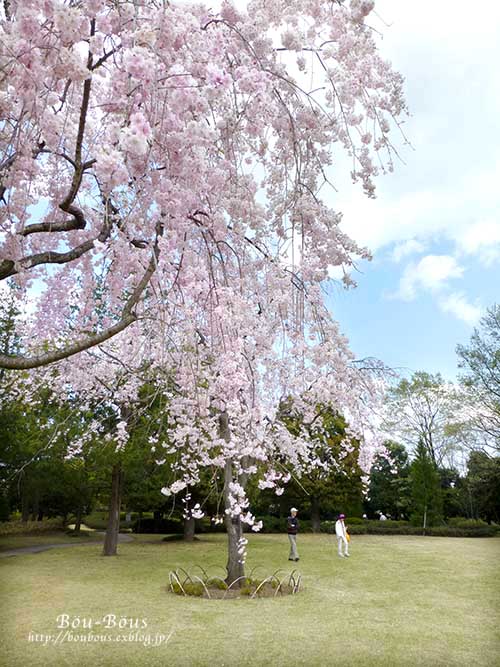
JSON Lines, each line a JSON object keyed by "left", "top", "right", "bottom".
{"left": 335, "top": 513, "right": 349, "bottom": 557}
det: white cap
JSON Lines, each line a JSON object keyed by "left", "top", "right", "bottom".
{"left": 290, "top": 507, "right": 298, "bottom": 512}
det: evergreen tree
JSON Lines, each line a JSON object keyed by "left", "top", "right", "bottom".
{"left": 278, "top": 402, "right": 364, "bottom": 530}
{"left": 410, "top": 439, "right": 443, "bottom": 530}
{"left": 366, "top": 441, "right": 411, "bottom": 519}
{"left": 463, "top": 452, "right": 500, "bottom": 523}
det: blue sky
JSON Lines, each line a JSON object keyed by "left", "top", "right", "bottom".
{"left": 326, "top": 253, "right": 500, "bottom": 381}
{"left": 321, "top": 0, "right": 500, "bottom": 381}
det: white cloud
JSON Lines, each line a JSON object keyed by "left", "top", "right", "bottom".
{"left": 334, "top": 169, "right": 500, "bottom": 259}
{"left": 392, "top": 255, "right": 464, "bottom": 301}
{"left": 455, "top": 218, "right": 500, "bottom": 267}
{"left": 326, "top": 0, "right": 500, "bottom": 265}
{"left": 439, "top": 292, "right": 482, "bottom": 325}
{"left": 391, "top": 239, "right": 426, "bottom": 263}
{"left": 389, "top": 254, "right": 482, "bottom": 325}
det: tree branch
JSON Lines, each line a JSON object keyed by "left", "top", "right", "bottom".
{"left": 0, "top": 229, "right": 161, "bottom": 370}
{"left": 0, "top": 315, "right": 137, "bottom": 370}
{"left": 20, "top": 217, "right": 87, "bottom": 236}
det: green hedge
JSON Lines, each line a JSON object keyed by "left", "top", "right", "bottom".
{"left": 133, "top": 517, "right": 183, "bottom": 534}
{"left": 0, "top": 518, "right": 65, "bottom": 536}
{"left": 254, "top": 516, "right": 314, "bottom": 533}
{"left": 423, "top": 526, "right": 497, "bottom": 537}
{"left": 343, "top": 516, "right": 364, "bottom": 525}
{"left": 320, "top": 519, "right": 497, "bottom": 538}
{"left": 83, "top": 511, "right": 131, "bottom": 531}
{"left": 446, "top": 517, "right": 490, "bottom": 529}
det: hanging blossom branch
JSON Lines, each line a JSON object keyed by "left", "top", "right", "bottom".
{"left": 0, "top": 0, "right": 406, "bottom": 371}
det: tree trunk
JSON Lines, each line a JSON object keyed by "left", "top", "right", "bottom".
{"left": 31, "top": 488, "right": 39, "bottom": 521}
{"left": 20, "top": 471, "right": 29, "bottom": 522}
{"left": 425, "top": 431, "right": 436, "bottom": 465}
{"left": 74, "top": 505, "right": 82, "bottom": 534}
{"left": 183, "top": 490, "right": 196, "bottom": 541}
{"left": 153, "top": 509, "right": 163, "bottom": 533}
{"left": 184, "top": 515, "right": 195, "bottom": 541}
{"left": 224, "top": 512, "right": 244, "bottom": 586}
{"left": 220, "top": 412, "right": 245, "bottom": 586}
{"left": 224, "top": 459, "right": 245, "bottom": 586}
{"left": 311, "top": 496, "right": 321, "bottom": 533}
{"left": 21, "top": 492, "right": 30, "bottom": 523}
{"left": 103, "top": 463, "right": 123, "bottom": 556}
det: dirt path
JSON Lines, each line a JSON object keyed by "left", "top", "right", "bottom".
{"left": 0, "top": 532, "right": 134, "bottom": 558}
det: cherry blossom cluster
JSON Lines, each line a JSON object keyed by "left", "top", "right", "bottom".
{"left": 1, "top": 1, "right": 406, "bottom": 563}
{"left": 1, "top": 0, "right": 405, "bottom": 361}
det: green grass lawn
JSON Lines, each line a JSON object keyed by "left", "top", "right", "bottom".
{"left": 1, "top": 533, "right": 499, "bottom": 666}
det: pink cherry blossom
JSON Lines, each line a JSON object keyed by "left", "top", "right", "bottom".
{"left": 1, "top": 0, "right": 407, "bottom": 579}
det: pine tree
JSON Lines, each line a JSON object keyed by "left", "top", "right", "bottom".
{"left": 410, "top": 439, "right": 443, "bottom": 532}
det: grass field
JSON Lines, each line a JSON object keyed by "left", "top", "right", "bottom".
{"left": 1, "top": 533, "right": 499, "bottom": 666}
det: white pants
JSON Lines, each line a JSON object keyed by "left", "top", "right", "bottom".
{"left": 337, "top": 535, "right": 349, "bottom": 556}
{"left": 288, "top": 534, "right": 299, "bottom": 560}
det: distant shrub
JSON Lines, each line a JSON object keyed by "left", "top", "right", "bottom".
{"left": 199, "top": 518, "right": 226, "bottom": 533}
{"left": 119, "top": 512, "right": 144, "bottom": 522}
{"left": 254, "top": 516, "right": 313, "bottom": 533}
{"left": 84, "top": 511, "right": 141, "bottom": 531}
{"left": 0, "top": 518, "right": 64, "bottom": 535}
{"left": 133, "top": 517, "right": 183, "bottom": 534}
{"left": 447, "top": 518, "right": 488, "bottom": 529}
{"left": 64, "top": 529, "right": 92, "bottom": 538}
{"left": 0, "top": 494, "right": 10, "bottom": 522}
{"left": 358, "top": 520, "right": 411, "bottom": 534}
{"left": 320, "top": 519, "right": 496, "bottom": 538}
{"left": 321, "top": 521, "right": 336, "bottom": 534}
{"left": 83, "top": 511, "right": 110, "bottom": 530}
{"left": 426, "top": 525, "right": 496, "bottom": 537}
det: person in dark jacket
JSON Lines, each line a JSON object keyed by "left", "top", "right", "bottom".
{"left": 287, "top": 507, "right": 299, "bottom": 561}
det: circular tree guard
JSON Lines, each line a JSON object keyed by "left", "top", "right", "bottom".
{"left": 168, "top": 566, "right": 302, "bottom": 599}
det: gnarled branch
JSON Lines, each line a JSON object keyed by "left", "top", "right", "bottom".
{"left": 0, "top": 229, "right": 161, "bottom": 370}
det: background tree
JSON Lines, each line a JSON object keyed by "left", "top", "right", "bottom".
{"left": 436, "top": 466, "right": 462, "bottom": 521}
{"left": 119, "top": 382, "right": 219, "bottom": 542}
{"left": 384, "top": 372, "right": 460, "bottom": 467}
{"left": 279, "top": 403, "right": 364, "bottom": 531}
{"left": 457, "top": 304, "right": 500, "bottom": 453}
{"left": 410, "top": 439, "right": 443, "bottom": 530}
{"left": 462, "top": 451, "right": 500, "bottom": 523}
{"left": 0, "top": 385, "right": 97, "bottom": 527}
{"left": 366, "top": 441, "right": 410, "bottom": 519}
